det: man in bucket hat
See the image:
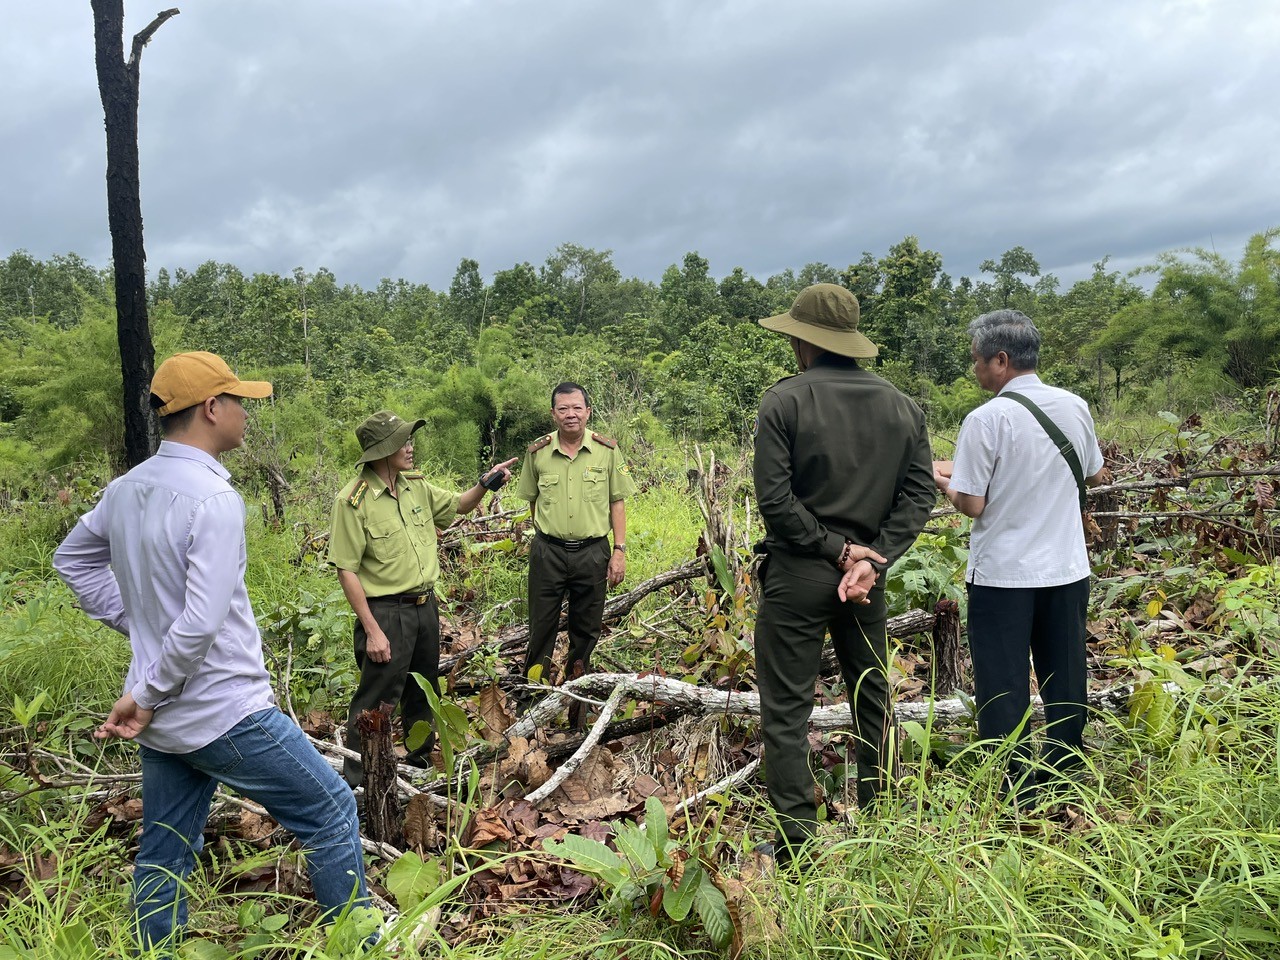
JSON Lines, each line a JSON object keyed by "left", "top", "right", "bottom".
{"left": 54, "top": 352, "right": 370, "bottom": 951}
{"left": 328, "top": 411, "right": 516, "bottom": 787}
{"left": 752, "top": 284, "right": 935, "bottom": 862}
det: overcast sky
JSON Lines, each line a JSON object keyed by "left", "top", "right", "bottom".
{"left": 2, "top": 1, "right": 1276, "bottom": 294}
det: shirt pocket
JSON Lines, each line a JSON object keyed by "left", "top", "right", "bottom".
{"left": 582, "top": 469, "right": 607, "bottom": 502}
{"left": 366, "top": 518, "right": 408, "bottom": 562}
{"left": 537, "top": 474, "right": 561, "bottom": 505}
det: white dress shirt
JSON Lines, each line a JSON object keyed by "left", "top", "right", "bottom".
{"left": 54, "top": 441, "right": 274, "bottom": 753}
{"left": 949, "top": 374, "right": 1103, "bottom": 588}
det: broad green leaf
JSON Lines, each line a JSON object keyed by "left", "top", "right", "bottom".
{"left": 614, "top": 822, "right": 658, "bottom": 873}
{"left": 385, "top": 851, "right": 442, "bottom": 910}
{"left": 237, "top": 901, "right": 265, "bottom": 929}
{"left": 710, "top": 545, "right": 733, "bottom": 595}
{"left": 52, "top": 920, "right": 94, "bottom": 958}
{"left": 406, "top": 719, "right": 432, "bottom": 754}
{"left": 260, "top": 913, "right": 288, "bottom": 932}
{"left": 545, "top": 833, "right": 624, "bottom": 874}
{"left": 644, "top": 794, "right": 668, "bottom": 855}
{"left": 695, "top": 873, "right": 734, "bottom": 948}
{"left": 178, "top": 941, "right": 232, "bottom": 960}
{"left": 662, "top": 860, "right": 700, "bottom": 921}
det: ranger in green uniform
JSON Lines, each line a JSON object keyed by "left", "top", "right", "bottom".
{"left": 328, "top": 411, "right": 516, "bottom": 786}
{"left": 518, "top": 382, "right": 638, "bottom": 686}
{"left": 753, "top": 284, "right": 935, "bottom": 859}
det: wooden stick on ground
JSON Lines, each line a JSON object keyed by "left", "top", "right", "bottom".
{"left": 525, "top": 684, "right": 627, "bottom": 804}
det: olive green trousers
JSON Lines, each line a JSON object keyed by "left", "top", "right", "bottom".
{"left": 754, "top": 554, "right": 894, "bottom": 849}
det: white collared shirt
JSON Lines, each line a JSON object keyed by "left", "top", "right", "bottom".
{"left": 949, "top": 374, "right": 1103, "bottom": 588}
{"left": 54, "top": 441, "right": 274, "bottom": 753}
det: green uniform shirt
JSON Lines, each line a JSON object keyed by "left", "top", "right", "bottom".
{"left": 327, "top": 466, "right": 460, "bottom": 596}
{"left": 517, "top": 431, "right": 638, "bottom": 540}
{"left": 753, "top": 354, "right": 935, "bottom": 576}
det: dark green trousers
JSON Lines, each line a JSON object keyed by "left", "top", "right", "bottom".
{"left": 754, "top": 554, "right": 893, "bottom": 848}
{"left": 344, "top": 594, "right": 439, "bottom": 787}
{"left": 523, "top": 535, "right": 610, "bottom": 682}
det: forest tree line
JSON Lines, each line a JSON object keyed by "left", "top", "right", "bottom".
{"left": 0, "top": 229, "right": 1277, "bottom": 485}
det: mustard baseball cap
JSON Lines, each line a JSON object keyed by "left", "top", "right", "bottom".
{"left": 150, "top": 351, "right": 273, "bottom": 416}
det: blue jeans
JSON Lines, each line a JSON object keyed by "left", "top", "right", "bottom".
{"left": 134, "top": 707, "right": 367, "bottom": 951}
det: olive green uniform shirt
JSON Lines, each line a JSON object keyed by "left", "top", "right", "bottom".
{"left": 753, "top": 354, "right": 935, "bottom": 576}
{"left": 517, "top": 432, "right": 638, "bottom": 539}
{"left": 327, "top": 466, "right": 460, "bottom": 596}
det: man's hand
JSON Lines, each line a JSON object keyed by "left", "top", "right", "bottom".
{"left": 607, "top": 549, "right": 625, "bottom": 587}
{"left": 365, "top": 625, "right": 393, "bottom": 663}
{"left": 838, "top": 560, "right": 878, "bottom": 604}
{"left": 95, "top": 692, "right": 154, "bottom": 741}
{"left": 839, "top": 543, "right": 887, "bottom": 573}
{"left": 932, "top": 459, "right": 953, "bottom": 493}
{"left": 482, "top": 456, "right": 520, "bottom": 490}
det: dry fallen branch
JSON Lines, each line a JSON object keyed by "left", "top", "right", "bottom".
{"left": 439, "top": 559, "right": 706, "bottom": 673}
{"left": 672, "top": 758, "right": 761, "bottom": 818}
{"left": 525, "top": 684, "right": 627, "bottom": 804}
{"left": 532, "top": 671, "right": 1158, "bottom": 730}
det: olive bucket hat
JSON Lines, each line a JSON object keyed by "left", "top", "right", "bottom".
{"left": 759, "top": 282, "right": 878, "bottom": 359}
{"left": 355, "top": 410, "right": 426, "bottom": 464}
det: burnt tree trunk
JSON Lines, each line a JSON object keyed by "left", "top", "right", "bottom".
{"left": 930, "top": 599, "right": 965, "bottom": 695}
{"left": 90, "top": 2, "right": 179, "bottom": 468}
{"left": 357, "top": 704, "right": 403, "bottom": 846}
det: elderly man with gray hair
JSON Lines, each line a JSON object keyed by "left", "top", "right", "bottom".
{"left": 933, "top": 310, "right": 1108, "bottom": 807}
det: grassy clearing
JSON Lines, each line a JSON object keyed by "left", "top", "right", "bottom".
{"left": 4, "top": 653, "right": 1279, "bottom": 957}
{"left": 2, "top": 417, "right": 1279, "bottom": 957}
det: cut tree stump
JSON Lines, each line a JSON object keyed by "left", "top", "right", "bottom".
{"left": 357, "top": 703, "right": 403, "bottom": 846}
{"left": 931, "top": 599, "right": 965, "bottom": 695}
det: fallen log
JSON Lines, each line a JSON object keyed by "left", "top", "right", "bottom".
{"left": 508, "top": 671, "right": 1157, "bottom": 734}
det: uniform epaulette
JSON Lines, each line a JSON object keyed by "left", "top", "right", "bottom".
{"left": 770, "top": 373, "right": 799, "bottom": 387}
{"left": 401, "top": 471, "right": 424, "bottom": 480}
{"left": 591, "top": 432, "right": 617, "bottom": 449}
{"left": 527, "top": 434, "right": 553, "bottom": 453}
{"left": 347, "top": 480, "right": 369, "bottom": 508}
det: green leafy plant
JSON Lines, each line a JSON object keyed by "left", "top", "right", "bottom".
{"left": 884, "top": 528, "right": 968, "bottom": 616}
{"left": 543, "top": 795, "right": 734, "bottom": 950}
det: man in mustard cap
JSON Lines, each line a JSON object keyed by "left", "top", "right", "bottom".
{"left": 328, "top": 411, "right": 517, "bottom": 786}
{"left": 752, "top": 284, "right": 935, "bottom": 860}
{"left": 54, "top": 352, "right": 370, "bottom": 951}
{"left": 517, "top": 382, "right": 638, "bottom": 693}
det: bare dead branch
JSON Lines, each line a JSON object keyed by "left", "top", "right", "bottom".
{"left": 671, "top": 758, "right": 761, "bottom": 818}
{"left": 128, "top": 8, "right": 180, "bottom": 71}
{"left": 524, "top": 684, "right": 627, "bottom": 804}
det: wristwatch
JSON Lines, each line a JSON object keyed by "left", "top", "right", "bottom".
{"left": 613, "top": 543, "right": 626, "bottom": 553}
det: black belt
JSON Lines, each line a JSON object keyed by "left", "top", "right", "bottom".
{"left": 371, "top": 591, "right": 432, "bottom": 605}
{"left": 537, "top": 532, "right": 608, "bottom": 551}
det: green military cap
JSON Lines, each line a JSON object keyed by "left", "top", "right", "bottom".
{"left": 355, "top": 410, "right": 426, "bottom": 464}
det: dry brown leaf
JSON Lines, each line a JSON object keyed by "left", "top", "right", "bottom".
{"left": 554, "top": 793, "right": 635, "bottom": 821}
{"left": 404, "top": 795, "right": 442, "bottom": 852}
{"left": 468, "top": 807, "right": 515, "bottom": 848}
{"left": 476, "top": 684, "right": 515, "bottom": 744}
{"left": 632, "top": 775, "right": 663, "bottom": 799}
{"left": 236, "top": 810, "right": 277, "bottom": 842}
{"left": 499, "top": 736, "right": 553, "bottom": 791}
{"left": 551, "top": 748, "right": 616, "bottom": 806}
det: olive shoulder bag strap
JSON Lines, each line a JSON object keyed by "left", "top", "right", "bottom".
{"left": 1001, "top": 391, "right": 1088, "bottom": 511}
